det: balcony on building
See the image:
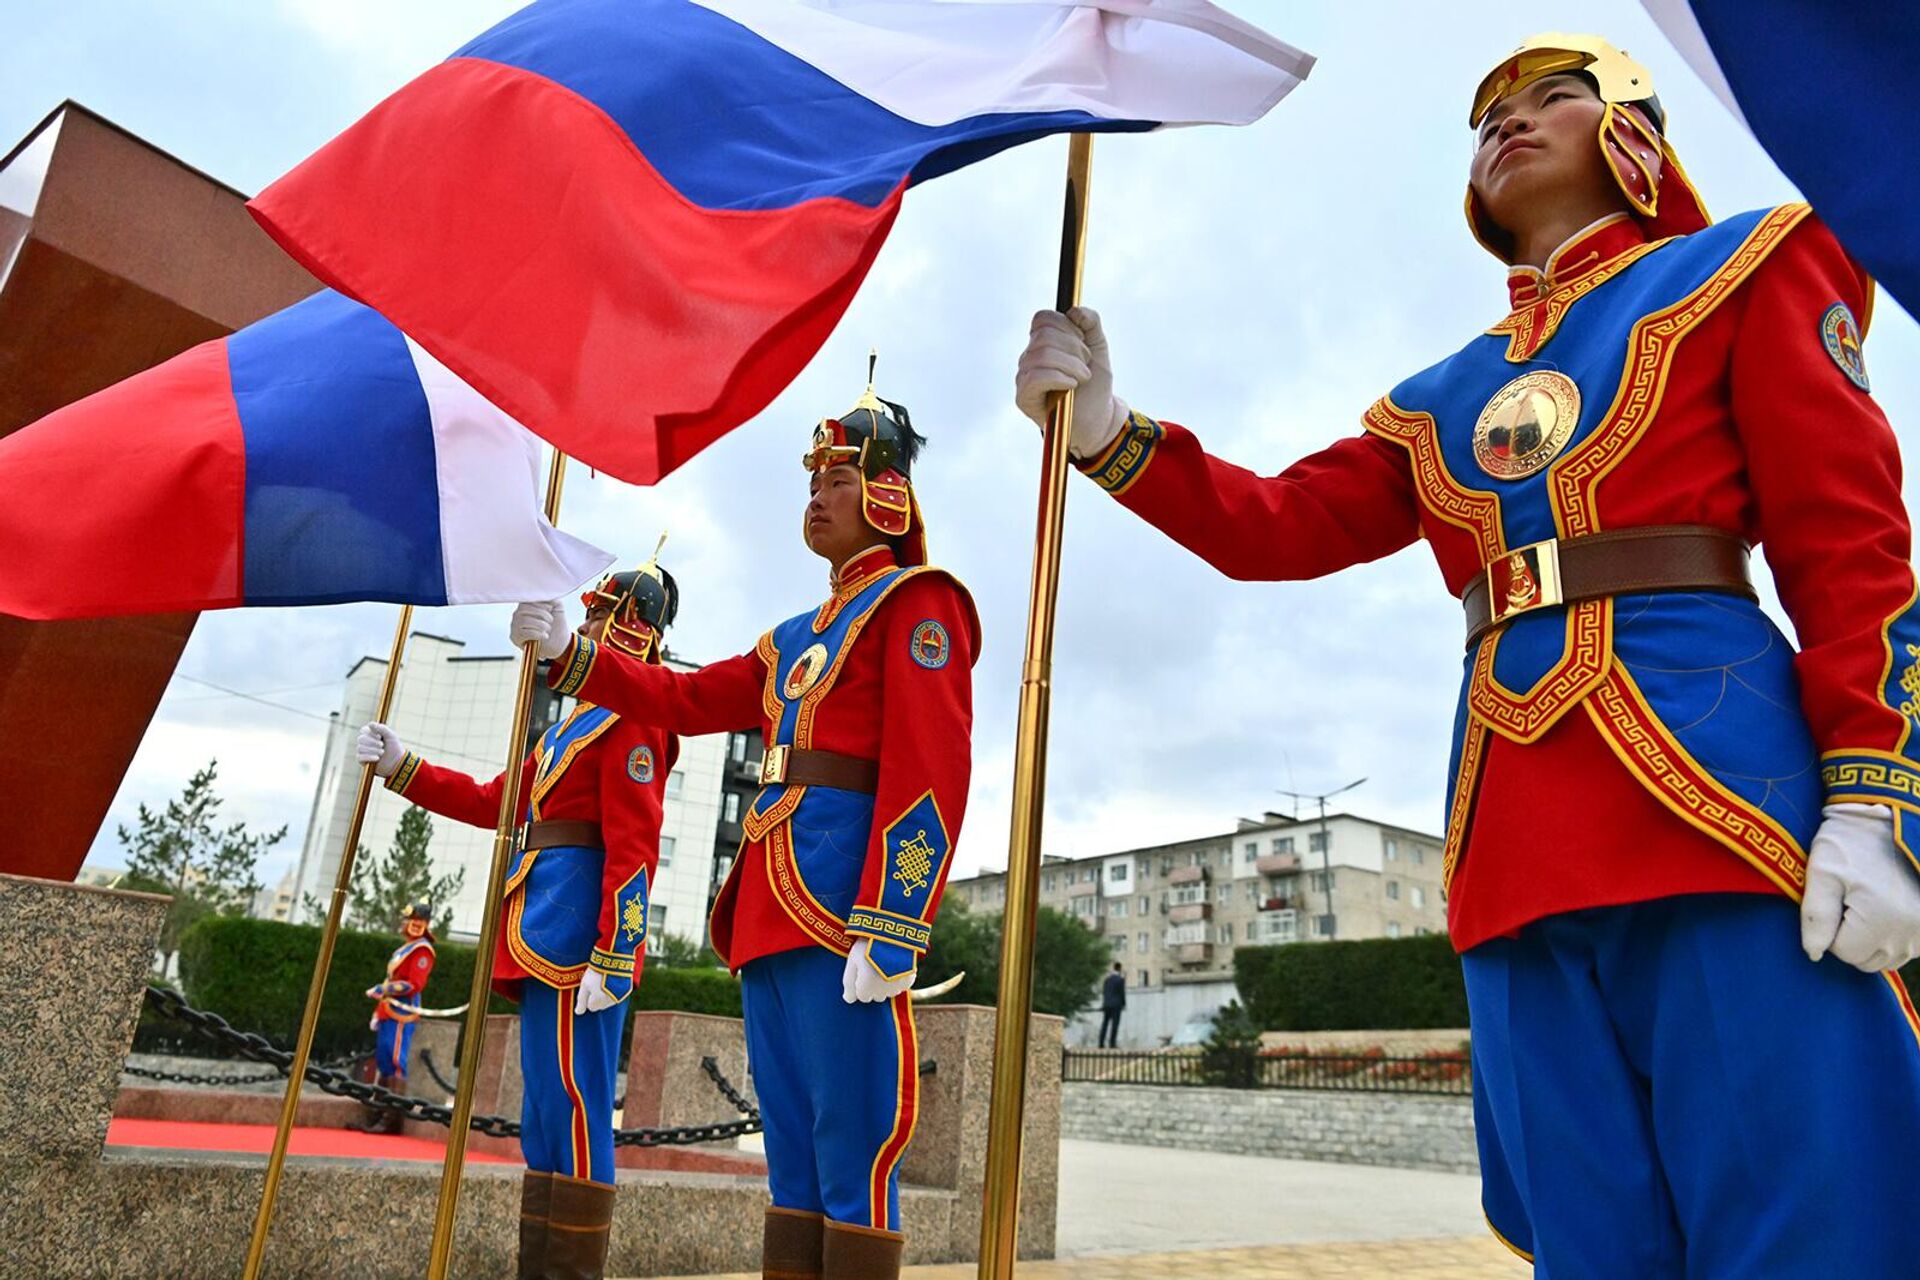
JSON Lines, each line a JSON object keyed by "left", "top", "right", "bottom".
{"left": 1258, "top": 895, "right": 1294, "bottom": 913}
{"left": 1167, "top": 901, "right": 1211, "bottom": 925}
{"left": 1255, "top": 852, "right": 1301, "bottom": 877}
{"left": 1167, "top": 865, "right": 1209, "bottom": 886}
{"left": 1175, "top": 942, "right": 1214, "bottom": 966}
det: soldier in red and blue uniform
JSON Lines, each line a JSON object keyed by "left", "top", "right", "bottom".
{"left": 511, "top": 372, "right": 977, "bottom": 1280}
{"left": 1017, "top": 34, "right": 1920, "bottom": 1278}
{"left": 348, "top": 900, "right": 436, "bottom": 1135}
{"left": 358, "top": 559, "right": 679, "bottom": 1280}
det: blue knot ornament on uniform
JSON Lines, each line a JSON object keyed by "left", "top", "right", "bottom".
{"left": 909, "top": 619, "right": 950, "bottom": 669}
{"left": 1822, "top": 301, "right": 1870, "bottom": 391}
{"left": 627, "top": 744, "right": 655, "bottom": 784}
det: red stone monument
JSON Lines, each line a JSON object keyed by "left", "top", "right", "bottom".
{"left": 0, "top": 102, "right": 317, "bottom": 881}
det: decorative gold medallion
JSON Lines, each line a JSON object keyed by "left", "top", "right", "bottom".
{"left": 783, "top": 643, "right": 829, "bottom": 699}
{"left": 1472, "top": 371, "right": 1581, "bottom": 480}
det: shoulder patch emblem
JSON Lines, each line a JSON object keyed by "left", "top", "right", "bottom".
{"left": 627, "top": 745, "right": 655, "bottom": 784}
{"left": 910, "top": 619, "right": 951, "bottom": 670}
{"left": 1822, "top": 301, "right": 1870, "bottom": 391}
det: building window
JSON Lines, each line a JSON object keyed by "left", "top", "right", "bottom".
{"left": 1044, "top": 874, "right": 1057, "bottom": 892}
{"left": 1137, "top": 969, "right": 1151, "bottom": 988}
{"left": 647, "top": 904, "right": 669, "bottom": 952}
{"left": 1411, "top": 886, "right": 1427, "bottom": 909}
{"left": 1114, "top": 935, "right": 1129, "bottom": 953}
{"left": 1246, "top": 881, "right": 1259, "bottom": 902}
{"left": 722, "top": 792, "right": 741, "bottom": 824}
{"left": 1137, "top": 932, "right": 1149, "bottom": 952}
{"left": 1273, "top": 836, "right": 1294, "bottom": 854}
{"left": 1160, "top": 857, "right": 1174, "bottom": 877}
{"left": 729, "top": 733, "right": 748, "bottom": 763}
{"left": 1215, "top": 884, "right": 1231, "bottom": 904}
{"left": 1386, "top": 880, "right": 1400, "bottom": 901}
{"left": 1138, "top": 894, "right": 1149, "bottom": 914}
{"left": 1109, "top": 863, "right": 1129, "bottom": 882}
{"left": 659, "top": 836, "right": 675, "bottom": 866}
{"left": 1310, "top": 914, "right": 1328, "bottom": 937}
{"left": 1312, "top": 871, "right": 1335, "bottom": 892}
{"left": 666, "top": 770, "right": 684, "bottom": 796}
{"left": 1387, "top": 922, "right": 1402, "bottom": 939}
{"left": 1243, "top": 841, "right": 1258, "bottom": 861}
{"left": 1219, "top": 923, "right": 1234, "bottom": 944}
{"left": 1411, "top": 846, "right": 1426, "bottom": 865}
{"left": 1308, "top": 831, "right": 1329, "bottom": 853}
{"left": 1111, "top": 899, "right": 1129, "bottom": 919}
{"left": 1384, "top": 837, "right": 1398, "bottom": 860}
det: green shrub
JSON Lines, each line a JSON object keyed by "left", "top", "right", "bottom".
{"left": 1234, "top": 933, "right": 1468, "bottom": 1031}
{"left": 160, "top": 916, "right": 744, "bottom": 1061}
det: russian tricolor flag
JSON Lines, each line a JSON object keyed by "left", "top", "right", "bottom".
{"left": 250, "top": 0, "right": 1311, "bottom": 485}
{"left": 0, "top": 290, "right": 612, "bottom": 620}
{"left": 1641, "top": 0, "right": 1920, "bottom": 317}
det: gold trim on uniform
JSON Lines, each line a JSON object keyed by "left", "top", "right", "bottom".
{"left": 552, "top": 634, "right": 598, "bottom": 696}
{"left": 846, "top": 905, "right": 933, "bottom": 952}
{"left": 384, "top": 752, "right": 423, "bottom": 795}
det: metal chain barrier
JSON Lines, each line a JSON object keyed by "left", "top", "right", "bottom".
{"left": 142, "top": 985, "right": 762, "bottom": 1147}
{"left": 122, "top": 1052, "right": 365, "bottom": 1088}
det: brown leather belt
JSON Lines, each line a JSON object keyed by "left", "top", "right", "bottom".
{"left": 521, "top": 819, "right": 604, "bottom": 851}
{"left": 758, "top": 745, "right": 881, "bottom": 793}
{"left": 1462, "top": 525, "right": 1754, "bottom": 646}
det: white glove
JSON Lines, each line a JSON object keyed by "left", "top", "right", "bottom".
{"left": 841, "top": 937, "right": 916, "bottom": 1004}
{"left": 575, "top": 967, "right": 619, "bottom": 1015}
{"left": 355, "top": 722, "right": 406, "bottom": 777}
{"left": 509, "top": 599, "right": 571, "bottom": 661}
{"left": 1800, "top": 803, "right": 1920, "bottom": 972}
{"left": 1014, "top": 306, "right": 1129, "bottom": 461}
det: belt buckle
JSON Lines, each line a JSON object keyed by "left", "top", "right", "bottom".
{"left": 759, "top": 745, "right": 789, "bottom": 786}
{"left": 1487, "top": 538, "right": 1564, "bottom": 627}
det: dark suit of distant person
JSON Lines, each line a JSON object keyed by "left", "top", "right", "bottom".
{"left": 1098, "top": 964, "right": 1125, "bottom": 1048}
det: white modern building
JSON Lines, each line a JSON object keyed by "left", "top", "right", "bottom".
{"left": 291, "top": 632, "right": 725, "bottom": 947}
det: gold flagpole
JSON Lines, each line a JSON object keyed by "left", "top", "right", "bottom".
{"left": 243, "top": 604, "right": 415, "bottom": 1279}
{"left": 978, "top": 132, "right": 1093, "bottom": 1279}
{"left": 425, "top": 446, "right": 569, "bottom": 1280}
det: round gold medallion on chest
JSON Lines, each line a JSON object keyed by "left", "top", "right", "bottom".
{"left": 783, "top": 643, "right": 830, "bottom": 699}
{"left": 1472, "top": 371, "right": 1581, "bottom": 480}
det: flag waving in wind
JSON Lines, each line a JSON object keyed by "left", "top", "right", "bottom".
{"left": 250, "top": 0, "right": 1312, "bottom": 486}
{"left": 0, "top": 290, "right": 613, "bottom": 620}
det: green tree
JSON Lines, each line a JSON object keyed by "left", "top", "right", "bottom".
{"left": 918, "top": 901, "right": 1113, "bottom": 1018}
{"left": 651, "top": 929, "right": 725, "bottom": 968}
{"left": 348, "top": 806, "right": 465, "bottom": 933}
{"left": 1198, "top": 1000, "right": 1263, "bottom": 1087}
{"left": 118, "top": 760, "right": 285, "bottom": 963}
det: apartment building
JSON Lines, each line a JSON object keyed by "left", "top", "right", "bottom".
{"left": 946, "top": 810, "right": 1447, "bottom": 990}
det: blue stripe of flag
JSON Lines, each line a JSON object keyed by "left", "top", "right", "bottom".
{"left": 228, "top": 290, "right": 448, "bottom": 606}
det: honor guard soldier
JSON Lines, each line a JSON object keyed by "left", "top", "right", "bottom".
{"left": 357, "top": 557, "right": 680, "bottom": 1280}
{"left": 511, "top": 368, "right": 978, "bottom": 1280}
{"left": 348, "top": 900, "right": 436, "bottom": 1135}
{"left": 1017, "top": 34, "right": 1920, "bottom": 1278}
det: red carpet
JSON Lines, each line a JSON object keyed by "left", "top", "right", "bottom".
{"left": 106, "top": 1118, "right": 520, "bottom": 1164}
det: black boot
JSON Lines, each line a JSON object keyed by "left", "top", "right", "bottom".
{"left": 763, "top": 1207, "right": 824, "bottom": 1280}
{"left": 518, "top": 1171, "right": 554, "bottom": 1279}
{"left": 546, "top": 1173, "right": 616, "bottom": 1279}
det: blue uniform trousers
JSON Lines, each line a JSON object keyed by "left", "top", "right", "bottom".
{"left": 1465, "top": 894, "right": 1920, "bottom": 1278}
{"left": 374, "top": 1017, "right": 415, "bottom": 1078}
{"left": 518, "top": 980, "right": 630, "bottom": 1184}
{"left": 742, "top": 947, "right": 919, "bottom": 1232}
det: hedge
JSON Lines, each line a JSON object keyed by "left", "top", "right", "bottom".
{"left": 1234, "top": 933, "right": 1469, "bottom": 1031}
{"left": 152, "top": 915, "right": 740, "bottom": 1061}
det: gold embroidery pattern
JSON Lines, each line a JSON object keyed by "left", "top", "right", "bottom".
{"left": 1487, "top": 238, "right": 1670, "bottom": 362}
{"left": 1467, "top": 599, "right": 1613, "bottom": 743}
{"left": 795, "top": 568, "right": 941, "bottom": 747}
{"left": 1822, "top": 751, "right": 1920, "bottom": 811}
{"left": 1897, "top": 645, "right": 1920, "bottom": 729}
{"left": 847, "top": 906, "right": 932, "bottom": 950}
{"left": 1551, "top": 205, "right": 1811, "bottom": 538}
{"left": 766, "top": 823, "right": 852, "bottom": 953}
{"left": 1587, "top": 668, "right": 1807, "bottom": 893}
{"left": 892, "top": 829, "right": 935, "bottom": 898}
{"left": 1441, "top": 720, "right": 1489, "bottom": 893}
{"left": 1362, "top": 397, "right": 1505, "bottom": 565}
{"left": 621, "top": 896, "right": 648, "bottom": 943}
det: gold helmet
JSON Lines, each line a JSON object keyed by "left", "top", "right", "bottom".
{"left": 1466, "top": 33, "right": 1710, "bottom": 262}
{"left": 580, "top": 534, "right": 676, "bottom": 662}
{"left": 802, "top": 352, "right": 928, "bottom": 566}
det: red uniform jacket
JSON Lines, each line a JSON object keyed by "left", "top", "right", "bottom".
{"left": 371, "top": 937, "right": 435, "bottom": 1024}
{"left": 548, "top": 546, "right": 978, "bottom": 971}
{"left": 1076, "top": 209, "right": 1916, "bottom": 949}
{"left": 385, "top": 705, "right": 674, "bottom": 989}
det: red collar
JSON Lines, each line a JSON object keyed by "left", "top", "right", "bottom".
{"left": 1506, "top": 213, "right": 1647, "bottom": 308}
{"left": 834, "top": 546, "right": 897, "bottom": 594}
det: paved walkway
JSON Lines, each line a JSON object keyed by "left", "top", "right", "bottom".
{"left": 667, "top": 1140, "right": 1529, "bottom": 1279}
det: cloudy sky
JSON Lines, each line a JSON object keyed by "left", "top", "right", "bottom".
{"left": 10, "top": 2, "right": 1920, "bottom": 894}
